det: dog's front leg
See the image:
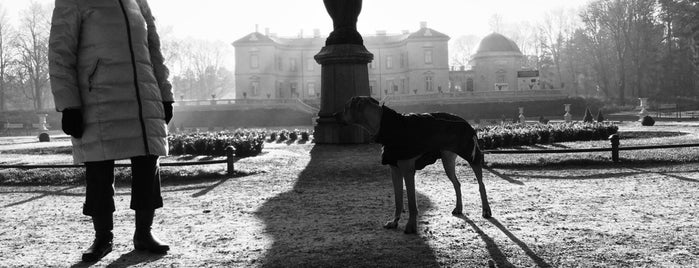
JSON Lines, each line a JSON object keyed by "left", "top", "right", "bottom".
{"left": 384, "top": 166, "right": 403, "bottom": 229}
{"left": 398, "top": 159, "right": 418, "bottom": 234}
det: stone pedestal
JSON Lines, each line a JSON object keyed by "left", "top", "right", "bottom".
{"left": 37, "top": 113, "right": 50, "bottom": 142}
{"left": 564, "top": 104, "right": 572, "bottom": 122}
{"left": 638, "top": 98, "right": 648, "bottom": 121}
{"left": 518, "top": 107, "right": 526, "bottom": 124}
{"left": 314, "top": 45, "right": 374, "bottom": 144}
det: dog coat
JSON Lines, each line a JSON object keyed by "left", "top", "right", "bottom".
{"left": 375, "top": 106, "right": 478, "bottom": 170}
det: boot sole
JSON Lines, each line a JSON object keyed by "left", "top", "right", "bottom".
{"left": 81, "top": 245, "right": 113, "bottom": 262}
{"left": 134, "top": 244, "right": 169, "bottom": 254}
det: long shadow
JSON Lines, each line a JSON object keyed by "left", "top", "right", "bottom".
{"left": 3, "top": 185, "right": 80, "bottom": 208}
{"left": 484, "top": 167, "right": 524, "bottom": 185}
{"left": 627, "top": 167, "right": 699, "bottom": 183}
{"left": 487, "top": 218, "right": 551, "bottom": 268}
{"left": 456, "top": 215, "right": 515, "bottom": 268}
{"left": 104, "top": 250, "right": 165, "bottom": 268}
{"left": 255, "top": 144, "right": 440, "bottom": 267}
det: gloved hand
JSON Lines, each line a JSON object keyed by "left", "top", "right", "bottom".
{"left": 61, "top": 109, "right": 84, "bottom": 138}
{"left": 163, "top": 102, "right": 173, "bottom": 124}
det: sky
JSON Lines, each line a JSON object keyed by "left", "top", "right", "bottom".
{"left": 1, "top": 0, "right": 592, "bottom": 42}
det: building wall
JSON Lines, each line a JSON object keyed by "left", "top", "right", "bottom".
{"left": 405, "top": 40, "right": 450, "bottom": 95}
{"left": 471, "top": 52, "right": 523, "bottom": 92}
{"left": 234, "top": 28, "right": 450, "bottom": 100}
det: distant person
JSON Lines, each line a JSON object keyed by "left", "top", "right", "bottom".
{"left": 49, "top": 0, "right": 174, "bottom": 262}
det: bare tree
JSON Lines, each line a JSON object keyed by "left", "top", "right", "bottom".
{"left": 489, "top": 13, "right": 504, "bottom": 33}
{"left": 0, "top": 4, "right": 12, "bottom": 112}
{"left": 448, "top": 35, "right": 479, "bottom": 68}
{"left": 167, "top": 38, "right": 234, "bottom": 100}
{"left": 14, "top": 0, "right": 51, "bottom": 111}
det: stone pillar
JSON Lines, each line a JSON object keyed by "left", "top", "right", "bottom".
{"left": 314, "top": 0, "right": 374, "bottom": 144}
{"left": 518, "top": 107, "right": 526, "bottom": 124}
{"left": 564, "top": 104, "right": 572, "bottom": 122}
{"left": 37, "top": 113, "right": 50, "bottom": 142}
{"left": 638, "top": 97, "right": 648, "bottom": 120}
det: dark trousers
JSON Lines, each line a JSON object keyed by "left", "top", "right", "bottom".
{"left": 83, "top": 155, "right": 163, "bottom": 216}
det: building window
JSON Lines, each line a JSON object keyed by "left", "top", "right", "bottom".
{"left": 277, "top": 57, "right": 283, "bottom": 71}
{"left": 401, "top": 78, "right": 407, "bottom": 94}
{"left": 424, "top": 50, "right": 433, "bottom": 64}
{"left": 307, "top": 82, "right": 316, "bottom": 97}
{"left": 466, "top": 78, "right": 474, "bottom": 91}
{"left": 307, "top": 58, "right": 315, "bottom": 71}
{"left": 278, "top": 82, "right": 284, "bottom": 98}
{"left": 290, "top": 59, "right": 297, "bottom": 72}
{"left": 290, "top": 82, "right": 298, "bottom": 98}
{"left": 369, "top": 80, "right": 377, "bottom": 96}
{"left": 400, "top": 54, "right": 405, "bottom": 68}
{"left": 425, "top": 75, "right": 433, "bottom": 92}
{"left": 250, "top": 54, "right": 259, "bottom": 69}
{"left": 386, "top": 56, "right": 393, "bottom": 69}
{"left": 251, "top": 81, "right": 260, "bottom": 96}
{"left": 496, "top": 70, "right": 507, "bottom": 83}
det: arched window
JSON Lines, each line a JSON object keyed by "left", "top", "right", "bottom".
{"left": 466, "top": 78, "right": 474, "bottom": 91}
{"left": 424, "top": 72, "right": 434, "bottom": 92}
{"left": 496, "top": 69, "right": 506, "bottom": 84}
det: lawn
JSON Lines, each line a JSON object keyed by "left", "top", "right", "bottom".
{"left": 0, "top": 121, "right": 698, "bottom": 267}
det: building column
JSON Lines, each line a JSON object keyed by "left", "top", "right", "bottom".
{"left": 314, "top": 0, "right": 374, "bottom": 144}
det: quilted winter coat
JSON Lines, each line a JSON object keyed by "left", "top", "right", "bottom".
{"left": 49, "top": 0, "right": 174, "bottom": 163}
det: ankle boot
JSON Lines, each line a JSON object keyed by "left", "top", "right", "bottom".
{"left": 133, "top": 209, "right": 170, "bottom": 254}
{"left": 82, "top": 213, "right": 113, "bottom": 262}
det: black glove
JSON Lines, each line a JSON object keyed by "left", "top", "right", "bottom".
{"left": 61, "top": 109, "right": 84, "bottom": 138}
{"left": 163, "top": 102, "right": 173, "bottom": 124}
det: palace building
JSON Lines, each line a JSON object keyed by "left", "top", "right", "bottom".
{"left": 233, "top": 22, "right": 449, "bottom": 100}
{"left": 233, "top": 25, "right": 561, "bottom": 102}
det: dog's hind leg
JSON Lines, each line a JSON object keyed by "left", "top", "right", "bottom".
{"left": 397, "top": 158, "right": 419, "bottom": 234}
{"left": 441, "top": 151, "right": 463, "bottom": 215}
{"left": 384, "top": 166, "right": 403, "bottom": 229}
{"left": 469, "top": 155, "right": 492, "bottom": 218}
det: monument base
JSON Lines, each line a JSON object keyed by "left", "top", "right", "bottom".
{"left": 314, "top": 116, "right": 370, "bottom": 144}
{"left": 314, "top": 44, "right": 374, "bottom": 144}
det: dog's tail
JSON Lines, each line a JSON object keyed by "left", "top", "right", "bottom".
{"left": 471, "top": 135, "right": 484, "bottom": 166}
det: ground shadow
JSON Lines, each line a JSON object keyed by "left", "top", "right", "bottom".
{"left": 627, "top": 167, "right": 699, "bottom": 183}
{"left": 68, "top": 250, "right": 165, "bottom": 267}
{"left": 457, "top": 216, "right": 552, "bottom": 268}
{"left": 105, "top": 250, "right": 165, "bottom": 268}
{"left": 3, "top": 185, "right": 81, "bottom": 208}
{"left": 487, "top": 218, "right": 552, "bottom": 268}
{"left": 456, "top": 215, "right": 515, "bottom": 268}
{"left": 484, "top": 167, "right": 524, "bottom": 185}
{"left": 255, "top": 144, "right": 440, "bottom": 267}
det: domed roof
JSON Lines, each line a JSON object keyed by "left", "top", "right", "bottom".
{"left": 476, "top": 33, "right": 522, "bottom": 54}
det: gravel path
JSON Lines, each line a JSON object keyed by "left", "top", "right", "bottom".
{"left": 1, "top": 124, "right": 698, "bottom": 267}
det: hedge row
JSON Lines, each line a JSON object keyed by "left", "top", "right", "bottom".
{"left": 477, "top": 122, "right": 618, "bottom": 149}
{"left": 168, "top": 130, "right": 266, "bottom": 157}
{"left": 168, "top": 129, "right": 314, "bottom": 156}
{"left": 268, "top": 129, "right": 312, "bottom": 142}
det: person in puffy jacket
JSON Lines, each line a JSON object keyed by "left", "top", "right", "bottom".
{"left": 49, "top": 0, "right": 174, "bottom": 262}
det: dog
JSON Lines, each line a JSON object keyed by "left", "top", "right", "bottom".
{"left": 335, "top": 96, "right": 491, "bottom": 234}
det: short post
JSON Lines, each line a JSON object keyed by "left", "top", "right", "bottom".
{"left": 226, "top": 146, "right": 236, "bottom": 175}
{"left": 518, "top": 107, "right": 526, "bottom": 124}
{"left": 564, "top": 104, "right": 572, "bottom": 122}
{"left": 638, "top": 98, "right": 648, "bottom": 121}
{"left": 609, "top": 134, "right": 619, "bottom": 163}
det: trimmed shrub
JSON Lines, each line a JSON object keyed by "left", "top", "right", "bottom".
{"left": 596, "top": 110, "right": 605, "bottom": 122}
{"left": 583, "top": 108, "right": 594, "bottom": 123}
{"left": 641, "top": 116, "right": 655, "bottom": 126}
{"left": 300, "top": 131, "right": 310, "bottom": 141}
{"left": 477, "top": 122, "right": 618, "bottom": 149}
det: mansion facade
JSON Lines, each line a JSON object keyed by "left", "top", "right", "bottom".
{"left": 233, "top": 24, "right": 551, "bottom": 101}
{"left": 233, "top": 22, "right": 450, "bottom": 100}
